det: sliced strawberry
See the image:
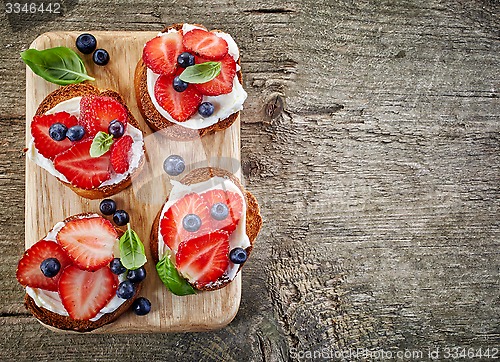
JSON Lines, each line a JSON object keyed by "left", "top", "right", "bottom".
{"left": 80, "top": 96, "right": 128, "bottom": 136}
{"left": 182, "top": 29, "right": 228, "bottom": 60}
{"left": 201, "top": 189, "right": 244, "bottom": 233}
{"left": 160, "top": 193, "right": 211, "bottom": 252}
{"left": 58, "top": 265, "right": 118, "bottom": 320}
{"left": 53, "top": 139, "right": 111, "bottom": 190}
{"left": 175, "top": 231, "right": 230, "bottom": 287}
{"left": 56, "top": 217, "right": 118, "bottom": 271}
{"left": 154, "top": 71, "right": 203, "bottom": 122}
{"left": 193, "top": 55, "right": 236, "bottom": 96}
{"left": 16, "top": 240, "right": 73, "bottom": 292}
{"left": 110, "top": 135, "right": 133, "bottom": 174}
{"left": 143, "top": 32, "right": 184, "bottom": 75}
{"left": 31, "top": 112, "right": 79, "bottom": 160}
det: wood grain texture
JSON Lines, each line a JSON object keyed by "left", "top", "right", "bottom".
{"left": 1, "top": 0, "right": 499, "bottom": 360}
{"left": 24, "top": 31, "right": 245, "bottom": 334}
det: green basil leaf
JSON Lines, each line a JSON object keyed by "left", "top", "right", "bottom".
{"left": 89, "top": 131, "right": 114, "bottom": 157}
{"left": 119, "top": 224, "right": 147, "bottom": 270}
{"left": 21, "top": 47, "right": 95, "bottom": 85}
{"left": 156, "top": 253, "right": 196, "bottom": 296}
{"left": 178, "top": 61, "right": 221, "bottom": 84}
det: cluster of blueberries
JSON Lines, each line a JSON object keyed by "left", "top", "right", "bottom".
{"left": 99, "top": 199, "right": 129, "bottom": 226}
{"left": 174, "top": 52, "right": 215, "bottom": 118}
{"left": 110, "top": 258, "right": 150, "bottom": 316}
{"left": 76, "top": 33, "right": 110, "bottom": 66}
{"left": 100, "top": 198, "right": 150, "bottom": 316}
{"left": 49, "top": 118, "right": 125, "bottom": 144}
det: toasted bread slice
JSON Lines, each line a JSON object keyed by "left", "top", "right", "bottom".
{"left": 22, "top": 213, "right": 143, "bottom": 333}
{"left": 32, "top": 83, "right": 146, "bottom": 200}
{"left": 150, "top": 167, "right": 262, "bottom": 291}
{"left": 134, "top": 24, "right": 243, "bottom": 141}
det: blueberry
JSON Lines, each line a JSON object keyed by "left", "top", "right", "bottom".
{"left": 76, "top": 33, "right": 97, "bottom": 54}
{"left": 177, "top": 52, "right": 195, "bottom": 68}
{"left": 40, "top": 258, "right": 61, "bottom": 278}
{"left": 93, "top": 49, "right": 109, "bottom": 66}
{"left": 173, "top": 76, "right": 188, "bottom": 92}
{"left": 66, "top": 125, "right": 85, "bottom": 141}
{"left": 109, "top": 258, "right": 126, "bottom": 275}
{"left": 132, "top": 297, "right": 151, "bottom": 316}
{"left": 113, "top": 210, "right": 130, "bottom": 226}
{"left": 229, "top": 248, "right": 247, "bottom": 264}
{"left": 210, "top": 202, "right": 229, "bottom": 221}
{"left": 182, "top": 214, "right": 202, "bottom": 232}
{"left": 108, "top": 120, "right": 125, "bottom": 138}
{"left": 127, "top": 266, "right": 146, "bottom": 283}
{"left": 163, "top": 155, "right": 185, "bottom": 176}
{"left": 99, "top": 199, "right": 117, "bottom": 215}
{"left": 198, "top": 102, "right": 215, "bottom": 118}
{"left": 116, "top": 280, "right": 135, "bottom": 299}
{"left": 49, "top": 123, "right": 67, "bottom": 141}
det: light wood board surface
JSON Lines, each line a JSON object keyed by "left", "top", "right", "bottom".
{"left": 25, "top": 31, "right": 242, "bottom": 333}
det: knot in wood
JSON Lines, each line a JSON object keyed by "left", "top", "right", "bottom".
{"left": 264, "top": 93, "right": 285, "bottom": 121}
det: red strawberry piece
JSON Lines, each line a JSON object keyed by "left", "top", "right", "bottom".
{"left": 58, "top": 265, "right": 118, "bottom": 320}
{"left": 175, "top": 231, "right": 230, "bottom": 287}
{"left": 143, "top": 31, "right": 184, "bottom": 75}
{"left": 53, "top": 139, "right": 111, "bottom": 190}
{"left": 56, "top": 217, "right": 118, "bottom": 271}
{"left": 110, "top": 135, "right": 133, "bottom": 174}
{"left": 160, "top": 193, "right": 211, "bottom": 252}
{"left": 182, "top": 29, "right": 228, "bottom": 60}
{"left": 193, "top": 54, "right": 236, "bottom": 96}
{"left": 154, "top": 71, "right": 203, "bottom": 122}
{"left": 80, "top": 96, "right": 128, "bottom": 136}
{"left": 31, "top": 112, "right": 79, "bottom": 160}
{"left": 16, "top": 240, "right": 73, "bottom": 292}
{"left": 200, "top": 189, "right": 244, "bottom": 233}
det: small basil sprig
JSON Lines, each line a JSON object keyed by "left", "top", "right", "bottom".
{"left": 119, "top": 224, "right": 147, "bottom": 270}
{"left": 156, "top": 253, "right": 196, "bottom": 296}
{"left": 178, "top": 61, "right": 221, "bottom": 84}
{"left": 90, "top": 131, "right": 113, "bottom": 157}
{"left": 21, "top": 47, "right": 95, "bottom": 85}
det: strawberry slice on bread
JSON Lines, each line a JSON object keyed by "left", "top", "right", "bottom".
{"left": 194, "top": 54, "right": 236, "bottom": 96}
{"left": 159, "top": 193, "right": 211, "bottom": 252}
{"left": 176, "top": 231, "right": 230, "bottom": 288}
{"left": 80, "top": 95, "right": 128, "bottom": 136}
{"left": 16, "top": 240, "right": 73, "bottom": 292}
{"left": 53, "top": 139, "right": 111, "bottom": 190}
{"left": 58, "top": 265, "right": 118, "bottom": 320}
{"left": 201, "top": 189, "right": 243, "bottom": 233}
{"left": 143, "top": 31, "right": 184, "bottom": 75}
{"left": 31, "top": 112, "right": 79, "bottom": 160}
{"left": 110, "top": 135, "right": 133, "bottom": 174}
{"left": 182, "top": 29, "right": 228, "bottom": 60}
{"left": 57, "top": 217, "right": 118, "bottom": 271}
{"left": 154, "top": 70, "right": 203, "bottom": 122}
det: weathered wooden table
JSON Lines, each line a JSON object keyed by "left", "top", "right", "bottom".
{"left": 1, "top": 1, "right": 498, "bottom": 361}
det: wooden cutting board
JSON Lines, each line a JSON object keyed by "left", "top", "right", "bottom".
{"left": 24, "top": 31, "right": 242, "bottom": 333}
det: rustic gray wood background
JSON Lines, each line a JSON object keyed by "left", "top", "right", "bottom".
{"left": 1, "top": 0, "right": 499, "bottom": 361}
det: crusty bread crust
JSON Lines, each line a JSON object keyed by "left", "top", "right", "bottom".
{"left": 33, "top": 84, "right": 146, "bottom": 200}
{"left": 150, "top": 167, "right": 262, "bottom": 291}
{"left": 23, "top": 213, "right": 143, "bottom": 333}
{"left": 134, "top": 23, "right": 243, "bottom": 141}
